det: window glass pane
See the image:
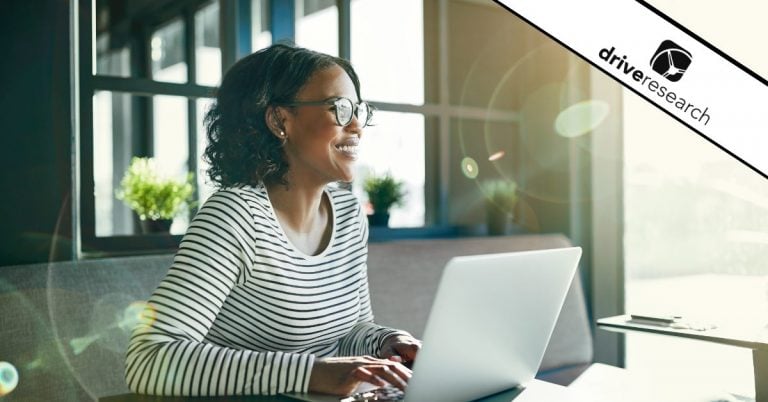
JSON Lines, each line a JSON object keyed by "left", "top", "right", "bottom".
{"left": 93, "top": 92, "right": 194, "bottom": 237}
{"left": 151, "top": 18, "right": 187, "bottom": 83}
{"left": 195, "top": 1, "right": 221, "bottom": 86}
{"left": 449, "top": 118, "right": 522, "bottom": 229}
{"left": 623, "top": 91, "right": 761, "bottom": 397}
{"left": 251, "top": 0, "right": 272, "bottom": 51}
{"left": 352, "top": 111, "right": 425, "bottom": 228}
{"left": 96, "top": 34, "right": 131, "bottom": 77}
{"left": 93, "top": 91, "right": 134, "bottom": 237}
{"left": 153, "top": 95, "right": 190, "bottom": 234}
{"left": 447, "top": 1, "right": 538, "bottom": 109}
{"left": 351, "top": 0, "right": 423, "bottom": 104}
{"left": 94, "top": 2, "right": 134, "bottom": 77}
{"left": 295, "top": 0, "right": 338, "bottom": 56}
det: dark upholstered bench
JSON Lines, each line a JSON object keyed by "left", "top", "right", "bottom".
{"left": 0, "top": 234, "right": 592, "bottom": 401}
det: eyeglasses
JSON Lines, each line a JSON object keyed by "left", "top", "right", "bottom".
{"left": 278, "top": 97, "right": 374, "bottom": 128}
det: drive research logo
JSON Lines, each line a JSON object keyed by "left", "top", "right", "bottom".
{"left": 597, "top": 44, "right": 711, "bottom": 126}
{"left": 650, "top": 40, "right": 692, "bottom": 82}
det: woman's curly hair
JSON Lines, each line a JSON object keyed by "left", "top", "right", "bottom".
{"left": 203, "top": 43, "right": 362, "bottom": 188}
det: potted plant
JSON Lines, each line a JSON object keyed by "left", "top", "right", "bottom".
{"left": 363, "top": 173, "right": 406, "bottom": 227}
{"left": 481, "top": 179, "right": 518, "bottom": 236}
{"left": 116, "top": 157, "right": 195, "bottom": 234}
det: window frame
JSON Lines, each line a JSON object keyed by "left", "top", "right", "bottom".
{"left": 77, "top": 0, "right": 222, "bottom": 256}
{"left": 75, "top": 0, "right": 544, "bottom": 258}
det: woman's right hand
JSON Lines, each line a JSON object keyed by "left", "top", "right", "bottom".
{"left": 308, "top": 355, "right": 412, "bottom": 396}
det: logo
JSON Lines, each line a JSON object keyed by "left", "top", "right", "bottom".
{"left": 649, "top": 40, "right": 692, "bottom": 82}
{"left": 597, "top": 45, "right": 710, "bottom": 126}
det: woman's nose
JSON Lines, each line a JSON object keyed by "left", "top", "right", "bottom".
{"left": 345, "top": 114, "right": 363, "bottom": 135}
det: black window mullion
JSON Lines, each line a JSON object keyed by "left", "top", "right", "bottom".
{"left": 220, "top": 0, "right": 236, "bottom": 73}
{"left": 186, "top": 6, "right": 200, "bottom": 212}
{"left": 79, "top": 0, "right": 96, "bottom": 247}
{"left": 185, "top": 7, "right": 197, "bottom": 84}
{"left": 90, "top": 76, "right": 215, "bottom": 98}
{"left": 140, "top": 25, "right": 154, "bottom": 158}
{"left": 337, "top": 0, "right": 350, "bottom": 60}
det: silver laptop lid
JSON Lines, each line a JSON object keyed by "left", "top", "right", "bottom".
{"left": 404, "top": 247, "right": 582, "bottom": 402}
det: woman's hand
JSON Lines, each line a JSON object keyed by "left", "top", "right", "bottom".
{"left": 380, "top": 334, "right": 422, "bottom": 365}
{"left": 308, "top": 356, "right": 412, "bottom": 396}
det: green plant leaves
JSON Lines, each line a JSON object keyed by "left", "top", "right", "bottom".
{"left": 363, "top": 174, "right": 406, "bottom": 213}
{"left": 115, "top": 157, "right": 195, "bottom": 221}
{"left": 481, "top": 179, "right": 518, "bottom": 214}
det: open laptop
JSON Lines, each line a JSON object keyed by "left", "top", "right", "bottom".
{"left": 284, "top": 246, "right": 582, "bottom": 402}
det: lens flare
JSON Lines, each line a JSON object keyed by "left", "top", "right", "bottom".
{"left": 554, "top": 100, "right": 610, "bottom": 138}
{"left": 120, "top": 301, "right": 157, "bottom": 331}
{"left": 488, "top": 150, "right": 505, "bottom": 161}
{"left": 70, "top": 334, "right": 102, "bottom": 356}
{"left": 461, "top": 157, "right": 479, "bottom": 179}
{"left": 0, "top": 361, "right": 19, "bottom": 396}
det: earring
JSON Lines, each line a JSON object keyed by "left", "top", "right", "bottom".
{"left": 279, "top": 131, "right": 287, "bottom": 146}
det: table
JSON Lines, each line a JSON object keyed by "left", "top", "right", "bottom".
{"left": 598, "top": 314, "right": 768, "bottom": 402}
{"left": 99, "top": 379, "right": 582, "bottom": 402}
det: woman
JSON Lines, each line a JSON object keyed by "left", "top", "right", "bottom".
{"left": 125, "top": 43, "right": 420, "bottom": 397}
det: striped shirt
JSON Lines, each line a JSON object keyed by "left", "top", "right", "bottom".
{"left": 125, "top": 183, "right": 407, "bottom": 396}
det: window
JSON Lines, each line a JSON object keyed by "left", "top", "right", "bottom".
{"left": 150, "top": 19, "right": 188, "bottom": 83}
{"left": 80, "top": 0, "right": 561, "bottom": 255}
{"left": 623, "top": 92, "right": 763, "bottom": 397}
{"left": 349, "top": 0, "right": 425, "bottom": 227}
{"left": 350, "top": 0, "right": 424, "bottom": 105}
{"left": 82, "top": 0, "right": 223, "bottom": 254}
{"left": 352, "top": 111, "right": 425, "bottom": 227}
{"left": 621, "top": 2, "right": 768, "bottom": 398}
{"left": 295, "top": 0, "right": 338, "bottom": 56}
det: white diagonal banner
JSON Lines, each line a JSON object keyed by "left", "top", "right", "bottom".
{"left": 495, "top": 0, "right": 768, "bottom": 178}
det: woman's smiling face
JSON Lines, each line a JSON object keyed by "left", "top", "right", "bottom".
{"left": 279, "top": 64, "right": 364, "bottom": 184}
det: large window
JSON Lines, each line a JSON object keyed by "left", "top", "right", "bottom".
{"left": 349, "top": 0, "right": 425, "bottom": 227}
{"left": 622, "top": 2, "right": 768, "bottom": 399}
{"left": 80, "top": 0, "right": 572, "bottom": 255}
{"left": 623, "top": 92, "right": 764, "bottom": 399}
{"left": 83, "top": 0, "right": 226, "bottom": 253}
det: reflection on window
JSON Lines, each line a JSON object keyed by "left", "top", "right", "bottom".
{"left": 195, "top": 1, "right": 221, "bottom": 86}
{"left": 153, "top": 95, "right": 190, "bottom": 234}
{"left": 351, "top": 0, "right": 424, "bottom": 104}
{"left": 151, "top": 19, "right": 187, "bottom": 83}
{"left": 96, "top": 34, "right": 130, "bottom": 77}
{"left": 94, "top": 1, "right": 133, "bottom": 78}
{"left": 352, "top": 111, "right": 425, "bottom": 228}
{"left": 295, "top": 0, "right": 338, "bottom": 56}
{"left": 93, "top": 91, "right": 135, "bottom": 237}
{"left": 251, "top": 0, "right": 272, "bottom": 51}
{"left": 623, "top": 91, "right": 763, "bottom": 397}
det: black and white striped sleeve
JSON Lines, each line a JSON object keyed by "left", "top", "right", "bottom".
{"left": 124, "top": 190, "right": 314, "bottom": 396}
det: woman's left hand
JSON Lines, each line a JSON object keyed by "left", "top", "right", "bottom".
{"left": 380, "top": 334, "right": 422, "bottom": 364}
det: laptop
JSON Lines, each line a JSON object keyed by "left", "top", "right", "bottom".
{"left": 284, "top": 246, "right": 582, "bottom": 402}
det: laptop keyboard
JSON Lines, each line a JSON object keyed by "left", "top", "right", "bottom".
{"left": 341, "top": 385, "right": 405, "bottom": 401}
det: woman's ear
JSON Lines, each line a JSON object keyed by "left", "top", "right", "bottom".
{"left": 265, "top": 106, "right": 287, "bottom": 139}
